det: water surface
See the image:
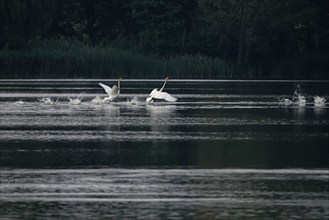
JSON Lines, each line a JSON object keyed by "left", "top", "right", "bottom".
{"left": 0, "top": 80, "right": 328, "bottom": 219}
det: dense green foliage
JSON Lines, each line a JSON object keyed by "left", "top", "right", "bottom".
{"left": 0, "top": 39, "right": 233, "bottom": 78}
{"left": 0, "top": 0, "right": 328, "bottom": 79}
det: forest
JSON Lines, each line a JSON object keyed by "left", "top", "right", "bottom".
{"left": 0, "top": 0, "right": 328, "bottom": 79}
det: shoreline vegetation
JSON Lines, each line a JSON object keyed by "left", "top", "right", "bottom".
{"left": 0, "top": 39, "right": 327, "bottom": 80}
{"left": 1, "top": 1, "right": 328, "bottom": 79}
{"left": 0, "top": 39, "right": 232, "bottom": 79}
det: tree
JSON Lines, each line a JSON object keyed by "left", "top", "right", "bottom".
{"left": 0, "top": 0, "right": 55, "bottom": 50}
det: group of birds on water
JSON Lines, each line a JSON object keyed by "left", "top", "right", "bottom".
{"left": 36, "top": 77, "right": 177, "bottom": 105}
{"left": 13, "top": 77, "right": 327, "bottom": 107}
{"left": 277, "top": 90, "right": 326, "bottom": 107}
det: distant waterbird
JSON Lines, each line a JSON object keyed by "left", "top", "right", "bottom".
{"left": 99, "top": 78, "right": 122, "bottom": 102}
{"left": 146, "top": 77, "right": 177, "bottom": 103}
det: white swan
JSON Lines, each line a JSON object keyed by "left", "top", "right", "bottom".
{"left": 314, "top": 96, "right": 326, "bottom": 107}
{"left": 146, "top": 77, "right": 177, "bottom": 103}
{"left": 99, "top": 78, "right": 122, "bottom": 102}
{"left": 68, "top": 93, "right": 83, "bottom": 105}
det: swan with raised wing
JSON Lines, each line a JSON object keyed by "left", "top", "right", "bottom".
{"left": 99, "top": 78, "right": 122, "bottom": 102}
{"left": 146, "top": 77, "right": 177, "bottom": 103}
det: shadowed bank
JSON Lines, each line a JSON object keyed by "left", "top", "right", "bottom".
{"left": 1, "top": 0, "right": 328, "bottom": 79}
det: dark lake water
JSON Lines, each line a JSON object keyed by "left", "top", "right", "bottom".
{"left": 0, "top": 79, "right": 328, "bottom": 219}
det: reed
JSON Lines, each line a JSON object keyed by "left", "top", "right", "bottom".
{"left": 0, "top": 39, "right": 327, "bottom": 79}
{"left": 0, "top": 39, "right": 234, "bottom": 79}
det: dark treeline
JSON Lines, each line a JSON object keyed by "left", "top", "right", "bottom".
{"left": 0, "top": 0, "right": 328, "bottom": 79}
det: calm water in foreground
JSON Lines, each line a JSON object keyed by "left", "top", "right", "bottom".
{"left": 0, "top": 79, "right": 328, "bottom": 219}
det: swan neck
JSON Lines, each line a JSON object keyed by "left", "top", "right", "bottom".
{"left": 160, "top": 78, "right": 167, "bottom": 92}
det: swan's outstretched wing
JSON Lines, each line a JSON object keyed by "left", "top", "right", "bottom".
{"left": 99, "top": 83, "right": 112, "bottom": 96}
{"left": 163, "top": 93, "right": 178, "bottom": 102}
{"left": 152, "top": 91, "right": 177, "bottom": 102}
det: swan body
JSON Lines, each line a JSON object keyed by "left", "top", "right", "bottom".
{"left": 146, "top": 89, "right": 177, "bottom": 103}
{"left": 99, "top": 78, "right": 121, "bottom": 102}
{"left": 146, "top": 77, "right": 177, "bottom": 103}
{"left": 314, "top": 96, "right": 326, "bottom": 106}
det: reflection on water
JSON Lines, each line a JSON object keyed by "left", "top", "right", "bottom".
{"left": 0, "top": 80, "right": 328, "bottom": 219}
{"left": 293, "top": 106, "right": 306, "bottom": 120}
{"left": 0, "top": 80, "right": 328, "bottom": 168}
{"left": 314, "top": 106, "right": 326, "bottom": 119}
{"left": 0, "top": 169, "right": 328, "bottom": 219}
{"left": 147, "top": 104, "right": 177, "bottom": 132}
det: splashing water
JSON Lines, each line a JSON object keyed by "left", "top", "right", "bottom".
{"left": 293, "top": 90, "right": 306, "bottom": 106}
{"left": 39, "top": 97, "right": 58, "bottom": 105}
{"left": 277, "top": 97, "right": 293, "bottom": 106}
{"left": 68, "top": 93, "right": 83, "bottom": 105}
{"left": 314, "top": 96, "right": 326, "bottom": 107}
{"left": 91, "top": 95, "right": 103, "bottom": 105}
